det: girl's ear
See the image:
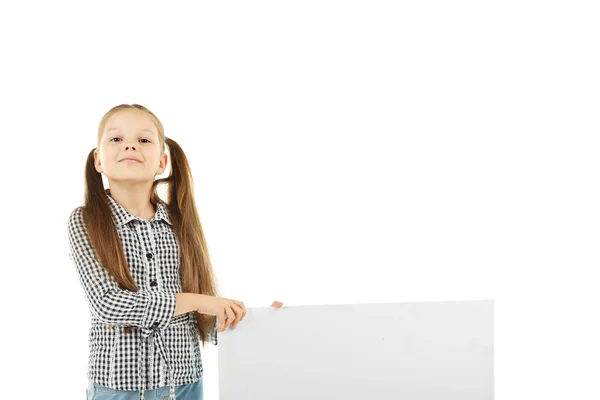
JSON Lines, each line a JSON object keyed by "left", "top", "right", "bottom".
{"left": 94, "top": 150, "right": 103, "bottom": 174}
{"left": 157, "top": 152, "right": 168, "bottom": 175}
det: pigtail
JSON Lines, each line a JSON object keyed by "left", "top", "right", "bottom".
{"left": 160, "top": 137, "right": 221, "bottom": 346}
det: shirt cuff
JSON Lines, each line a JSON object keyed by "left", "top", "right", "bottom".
{"left": 143, "top": 291, "right": 176, "bottom": 330}
{"left": 209, "top": 323, "right": 218, "bottom": 345}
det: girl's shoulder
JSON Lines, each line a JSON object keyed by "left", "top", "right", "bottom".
{"left": 68, "top": 206, "right": 84, "bottom": 227}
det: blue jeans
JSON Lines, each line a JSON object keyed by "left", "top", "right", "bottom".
{"left": 86, "top": 377, "right": 203, "bottom": 400}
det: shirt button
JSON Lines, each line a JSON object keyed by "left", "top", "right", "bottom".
{"left": 150, "top": 280, "right": 157, "bottom": 287}
{"left": 146, "top": 253, "right": 153, "bottom": 260}
{"left": 152, "top": 322, "right": 159, "bottom": 328}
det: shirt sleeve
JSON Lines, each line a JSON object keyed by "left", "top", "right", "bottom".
{"left": 68, "top": 207, "right": 176, "bottom": 330}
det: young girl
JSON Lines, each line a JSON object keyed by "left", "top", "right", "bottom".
{"left": 68, "top": 104, "right": 284, "bottom": 400}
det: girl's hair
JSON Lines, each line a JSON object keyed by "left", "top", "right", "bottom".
{"left": 81, "top": 103, "right": 219, "bottom": 346}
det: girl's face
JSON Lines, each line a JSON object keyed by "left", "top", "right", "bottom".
{"left": 94, "top": 109, "right": 167, "bottom": 184}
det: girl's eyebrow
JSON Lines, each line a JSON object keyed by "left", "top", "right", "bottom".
{"left": 106, "top": 128, "right": 155, "bottom": 134}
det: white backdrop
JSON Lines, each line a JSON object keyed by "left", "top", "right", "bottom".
{"left": 0, "top": 1, "right": 598, "bottom": 399}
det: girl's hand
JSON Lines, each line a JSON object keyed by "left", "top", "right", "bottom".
{"left": 196, "top": 295, "right": 246, "bottom": 332}
{"left": 271, "top": 300, "right": 284, "bottom": 308}
{"left": 197, "top": 296, "right": 284, "bottom": 332}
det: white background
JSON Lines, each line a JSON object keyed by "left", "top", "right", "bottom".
{"left": 0, "top": 1, "right": 597, "bottom": 399}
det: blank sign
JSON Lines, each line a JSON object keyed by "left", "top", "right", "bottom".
{"left": 218, "top": 300, "right": 493, "bottom": 400}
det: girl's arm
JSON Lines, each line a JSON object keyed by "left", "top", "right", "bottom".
{"left": 174, "top": 293, "right": 202, "bottom": 317}
{"left": 68, "top": 207, "right": 176, "bottom": 330}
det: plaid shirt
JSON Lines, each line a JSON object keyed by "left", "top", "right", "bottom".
{"left": 68, "top": 190, "right": 217, "bottom": 400}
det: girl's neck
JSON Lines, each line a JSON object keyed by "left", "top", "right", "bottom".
{"left": 107, "top": 185, "right": 156, "bottom": 221}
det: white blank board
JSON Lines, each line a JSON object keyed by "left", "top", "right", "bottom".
{"left": 218, "top": 300, "right": 493, "bottom": 399}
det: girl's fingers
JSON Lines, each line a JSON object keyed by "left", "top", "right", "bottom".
{"left": 224, "top": 304, "right": 235, "bottom": 329}
{"left": 229, "top": 302, "right": 244, "bottom": 328}
{"left": 221, "top": 299, "right": 282, "bottom": 330}
{"left": 231, "top": 300, "right": 246, "bottom": 321}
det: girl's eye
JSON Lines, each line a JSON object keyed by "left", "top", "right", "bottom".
{"left": 110, "top": 138, "right": 151, "bottom": 143}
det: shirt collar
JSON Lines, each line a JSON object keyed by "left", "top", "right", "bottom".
{"left": 105, "top": 189, "right": 172, "bottom": 227}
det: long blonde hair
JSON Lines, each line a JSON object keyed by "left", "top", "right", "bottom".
{"left": 78, "top": 103, "right": 219, "bottom": 346}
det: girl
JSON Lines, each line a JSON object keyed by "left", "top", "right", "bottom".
{"left": 68, "top": 104, "right": 284, "bottom": 400}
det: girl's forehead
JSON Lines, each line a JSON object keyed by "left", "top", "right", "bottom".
{"left": 105, "top": 110, "right": 157, "bottom": 134}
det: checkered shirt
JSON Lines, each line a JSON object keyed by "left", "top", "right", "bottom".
{"left": 68, "top": 190, "right": 217, "bottom": 400}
